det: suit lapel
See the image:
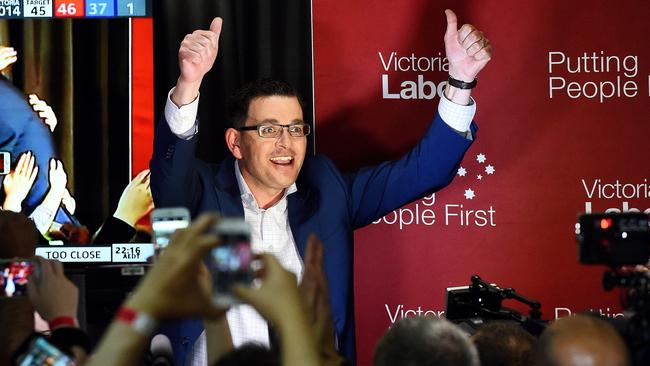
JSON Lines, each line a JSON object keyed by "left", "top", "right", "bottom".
{"left": 288, "top": 180, "right": 319, "bottom": 259}
{"left": 213, "top": 156, "right": 245, "bottom": 217}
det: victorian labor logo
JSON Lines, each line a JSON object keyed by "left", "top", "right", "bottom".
{"left": 372, "top": 152, "right": 497, "bottom": 229}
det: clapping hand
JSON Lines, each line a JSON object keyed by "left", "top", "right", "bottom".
{"left": 2, "top": 152, "right": 38, "bottom": 212}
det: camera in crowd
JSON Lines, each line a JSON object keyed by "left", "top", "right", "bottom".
{"left": 576, "top": 212, "right": 650, "bottom": 348}
{"left": 152, "top": 208, "right": 255, "bottom": 308}
{"left": 576, "top": 212, "right": 650, "bottom": 268}
{"left": 445, "top": 274, "right": 548, "bottom": 336}
{"left": 0, "top": 259, "right": 38, "bottom": 298}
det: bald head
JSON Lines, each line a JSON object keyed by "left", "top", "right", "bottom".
{"left": 534, "top": 314, "right": 630, "bottom": 366}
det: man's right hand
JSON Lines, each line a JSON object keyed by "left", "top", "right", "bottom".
{"left": 172, "top": 17, "right": 223, "bottom": 107}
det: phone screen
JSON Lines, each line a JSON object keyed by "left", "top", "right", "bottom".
{"left": 151, "top": 209, "right": 190, "bottom": 249}
{"left": 208, "top": 219, "right": 254, "bottom": 307}
{"left": 0, "top": 151, "right": 10, "bottom": 175}
{"left": 14, "top": 336, "right": 75, "bottom": 366}
{"left": 1, "top": 260, "right": 36, "bottom": 298}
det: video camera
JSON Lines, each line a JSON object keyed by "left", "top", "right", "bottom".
{"left": 445, "top": 275, "right": 547, "bottom": 336}
{"left": 576, "top": 212, "right": 650, "bottom": 347}
{"left": 576, "top": 212, "right": 650, "bottom": 267}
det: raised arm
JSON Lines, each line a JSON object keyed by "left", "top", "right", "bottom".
{"left": 347, "top": 9, "right": 493, "bottom": 227}
{"left": 150, "top": 18, "right": 223, "bottom": 211}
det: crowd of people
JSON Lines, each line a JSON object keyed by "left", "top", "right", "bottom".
{"left": 0, "top": 209, "right": 642, "bottom": 366}
{"left": 0, "top": 10, "right": 647, "bottom": 366}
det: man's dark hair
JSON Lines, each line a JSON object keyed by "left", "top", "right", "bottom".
{"left": 472, "top": 321, "right": 536, "bottom": 366}
{"left": 227, "top": 78, "right": 304, "bottom": 129}
{"left": 373, "top": 317, "right": 479, "bottom": 366}
{"left": 212, "top": 343, "right": 280, "bottom": 366}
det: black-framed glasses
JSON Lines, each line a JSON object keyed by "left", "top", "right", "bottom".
{"left": 238, "top": 122, "right": 311, "bottom": 138}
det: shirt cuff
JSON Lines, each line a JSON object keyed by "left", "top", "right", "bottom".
{"left": 30, "top": 206, "right": 56, "bottom": 234}
{"left": 164, "top": 87, "right": 200, "bottom": 140}
{"left": 437, "top": 93, "right": 476, "bottom": 133}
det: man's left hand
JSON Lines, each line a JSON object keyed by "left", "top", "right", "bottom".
{"left": 444, "top": 9, "right": 493, "bottom": 82}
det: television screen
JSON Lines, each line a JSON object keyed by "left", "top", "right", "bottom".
{"left": 0, "top": 7, "right": 154, "bottom": 255}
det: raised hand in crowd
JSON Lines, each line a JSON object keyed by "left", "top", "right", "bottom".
{"left": 30, "top": 158, "right": 69, "bottom": 235}
{"left": 172, "top": 17, "right": 222, "bottom": 106}
{"left": 86, "top": 214, "right": 224, "bottom": 366}
{"left": 27, "top": 257, "right": 79, "bottom": 326}
{"left": 113, "top": 169, "right": 154, "bottom": 227}
{"left": 46, "top": 158, "right": 68, "bottom": 204}
{"left": 0, "top": 211, "right": 39, "bottom": 365}
{"left": 299, "top": 235, "right": 346, "bottom": 366}
{"left": 2, "top": 151, "right": 39, "bottom": 212}
{"left": 0, "top": 46, "right": 18, "bottom": 71}
{"left": 27, "top": 256, "right": 89, "bottom": 363}
{"left": 29, "top": 94, "right": 58, "bottom": 132}
{"left": 93, "top": 170, "right": 153, "bottom": 244}
{"left": 234, "top": 254, "right": 321, "bottom": 366}
{"left": 443, "top": 9, "right": 493, "bottom": 104}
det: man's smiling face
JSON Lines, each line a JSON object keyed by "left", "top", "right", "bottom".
{"left": 236, "top": 95, "right": 307, "bottom": 197}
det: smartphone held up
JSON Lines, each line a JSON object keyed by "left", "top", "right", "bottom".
{"left": 152, "top": 208, "right": 255, "bottom": 307}
{"left": 205, "top": 218, "right": 255, "bottom": 308}
{"left": 151, "top": 207, "right": 191, "bottom": 250}
{"left": 0, "top": 259, "right": 39, "bottom": 298}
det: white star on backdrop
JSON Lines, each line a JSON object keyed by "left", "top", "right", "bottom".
{"left": 485, "top": 165, "right": 495, "bottom": 175}
{"left": 464, "top": 188, "right": 475, "bottom": 200}
{"left": 457, "top": 167, "right": 467, "bottom": 177}
{"left": 477, "top": 174, "right": 483, "bottom": 180}
{"left": 476, "top": 153, "right": 486, "bottom": 163}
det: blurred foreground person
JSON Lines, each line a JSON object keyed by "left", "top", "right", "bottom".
{"left": 0, "top": 211, "right": 87, "bottom": 363}
{"left": 86, "top": 214, "right": 320, "bottom": 366}
{"left": 0, "top": 211, "right": 38, "bottom": 363}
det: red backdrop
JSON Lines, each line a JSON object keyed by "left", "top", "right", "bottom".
{"left": 312, "top": 1, "right": 650, "bottom": 365}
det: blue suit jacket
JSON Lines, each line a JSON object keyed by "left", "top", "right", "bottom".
{"left": 0, "top": 77, "right": 56, "bottom": 212}
{"left": 150, "top": 112, "right": 475, "bottom": 364}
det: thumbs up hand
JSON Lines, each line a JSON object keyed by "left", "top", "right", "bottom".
{"left": 443, "top": 9, "right": 492, "bottom": 83}
{"left": 173, "top": 17, "right": 223, "bottom": 106}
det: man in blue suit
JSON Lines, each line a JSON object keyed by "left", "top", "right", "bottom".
{"left": 151, "top": 9, "right": 492, "bottom": 364}
{"left": 0, "top": 76, "right": 57, "bottom": 214}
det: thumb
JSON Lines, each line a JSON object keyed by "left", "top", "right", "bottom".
{"left": 232, "top": 284, "right": 256, "bottom": 305}
{"left": 210, "top": 17, "right": 223, "bottom": 37}
{"left": 444, "top": 9, "right": 458, "bottom": 38}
